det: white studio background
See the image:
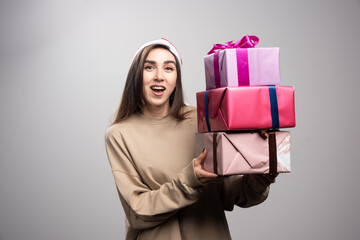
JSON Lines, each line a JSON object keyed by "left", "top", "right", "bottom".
{"left": 0, "top": 0, "right": 359, "bottom": 239}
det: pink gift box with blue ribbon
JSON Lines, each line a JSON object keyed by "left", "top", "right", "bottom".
{"left": 196, "top": 86, "right": 296, "bottom": 132}
{"left": 204, "top": 36, "right": 281, "bottom": 90}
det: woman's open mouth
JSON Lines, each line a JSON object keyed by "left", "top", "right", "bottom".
{"left": 150, "top": 86, "right": 166, "bottom": 95}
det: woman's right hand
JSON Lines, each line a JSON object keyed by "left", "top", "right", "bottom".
{"left": 193, "top": 149, "right": 219, "bottom": 184}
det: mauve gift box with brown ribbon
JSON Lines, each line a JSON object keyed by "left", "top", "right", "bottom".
{"left": 195, "top": 131, "right": 291, "bottom": 175}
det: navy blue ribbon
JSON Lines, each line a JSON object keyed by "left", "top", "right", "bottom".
{"left": 268, "top": 86, "right": 279, "bottom": 129}
{"left": 204, "top": 91, "right": 211, "bottom": 131}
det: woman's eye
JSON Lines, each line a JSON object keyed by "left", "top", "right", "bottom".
{"left": 144, "top": 65, "right": 154, "bottom": 70}
{"left": 165, "top": 66, "right": 174, "bottom": 71}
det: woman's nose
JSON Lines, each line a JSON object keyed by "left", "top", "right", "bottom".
{"left": 155, "top": 69, "right": 164, "bottom": 81}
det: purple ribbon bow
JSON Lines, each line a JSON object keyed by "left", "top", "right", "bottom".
{"left": 207, "top": 35, "right": 259, "bottom": 55}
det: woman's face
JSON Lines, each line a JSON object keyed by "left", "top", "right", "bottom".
{"left": 142, "top": 48, "right": 177, "bottom": 116}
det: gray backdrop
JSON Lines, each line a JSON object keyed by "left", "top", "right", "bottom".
{"left": 1, "top": 0, "right": 359, "bottom": 239}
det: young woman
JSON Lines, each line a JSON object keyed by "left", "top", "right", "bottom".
{"left": 105, "top": 39, "right": 276, "bottom": 240}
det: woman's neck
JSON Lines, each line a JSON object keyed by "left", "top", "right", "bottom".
{"left": 141, "top": 104, "right": 170, "bottom": 118}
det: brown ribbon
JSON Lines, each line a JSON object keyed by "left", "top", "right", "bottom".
{"left": 268, "top": 132, "right": 278, "bottom": 174}
{"left": 212, "top": 133, "right": 218, "bottom": 174}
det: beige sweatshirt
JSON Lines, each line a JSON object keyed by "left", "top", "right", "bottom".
{"left": 105, "top": 107, "right": 270, "bottom": 240}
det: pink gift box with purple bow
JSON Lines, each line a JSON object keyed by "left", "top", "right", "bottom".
{"left": 204, "top": 36, "right": 281, "bottom": 90}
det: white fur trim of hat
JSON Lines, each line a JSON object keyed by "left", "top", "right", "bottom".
{"left": 132, "top": 38, "right": 182, "bottom": 68}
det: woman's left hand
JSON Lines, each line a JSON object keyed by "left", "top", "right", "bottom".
{"left": 251, "top": 173, "right": 279, "bottom": 187}
{"left": 194, "top": 149, "right": 219, "bottom": 184}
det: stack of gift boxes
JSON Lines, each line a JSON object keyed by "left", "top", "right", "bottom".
{"left": 195, "top": 35, "right": 296, "bottom": 176}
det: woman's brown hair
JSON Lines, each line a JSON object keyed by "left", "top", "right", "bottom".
{"left": 112, "top": 44, "right": 189, "bottom": 124}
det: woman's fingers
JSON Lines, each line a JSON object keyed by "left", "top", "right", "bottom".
{"left": 262, "top": 173, "right": 278, "bottom": 184}
{"left": 193, "top": 149, "right": 220, "bottom": 184}
{"left": 196, "top": 167, "right": 218, "bottom": 184}
{"left": 197, "top": 149, "right": 207, "bottom": 164}
{"left": 194, "top": 149, "right": 207, "bottom": 168}
{"left": 252, "top": 173, "right": 278, "bottom": 186}
{"left": 197, "top": 168, "right": 218, "bottom": 179}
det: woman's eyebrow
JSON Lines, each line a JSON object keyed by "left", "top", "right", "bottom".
{"left": 144, "top": 60, "right": 156, "bottom": 64}
{"left": 145, "top": 60, "right": 176, "bottom": 65}
{"left": 164, "top": 60, "right": 176, "bottom": 65}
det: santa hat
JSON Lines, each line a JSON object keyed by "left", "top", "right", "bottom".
{"left": 132, "top": 38, "right": 182, "bottom": 68}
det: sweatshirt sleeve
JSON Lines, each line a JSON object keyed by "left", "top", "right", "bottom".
{"left": 220, "top": 175, "right": 270, "bottom": 211}
{"left": 105, "top": 127, "right": 204, "bottom": 230}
